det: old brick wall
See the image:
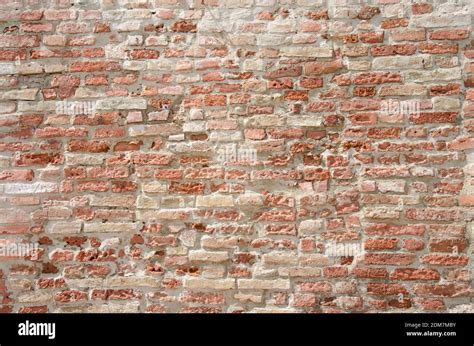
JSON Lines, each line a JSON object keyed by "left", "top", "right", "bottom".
{"left": 0, "top": 0, "right": 472, "bottom": 313}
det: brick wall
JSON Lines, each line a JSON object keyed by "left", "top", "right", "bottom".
{"left": 0, "top": 0, "right": 472, "bottom": 313}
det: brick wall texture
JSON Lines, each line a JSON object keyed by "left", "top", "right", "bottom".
{"left": 0, "top": 0, "right": 473, "bottom": 313}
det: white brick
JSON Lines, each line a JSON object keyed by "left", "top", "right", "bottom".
{"left": 184, "top": 278, "right": 235, "bottom": 290}
{"left": 433, "top": 97, "right": 461, "bottom": 111}
{"left": 96, "top": 97, "right": 147, "bottom": 110}
{"left": 298, "top": 254, "right": 331, "bottom": 266}
{"left": 142, "top": 182, "right": 167, "bottom": 193}
{"left": 129, "top": 124, "right": 181, "bottom": 137}
{"left": 286, "top": 116, "right": 323, "bottom": 127}
{"left": 183, "top": 121, "right": 205, "bottom": 133}
{"left": 90, "top": 195, "right": 135, "bottom": 208}
{"left": 377, "top": 180, "right": 406, "bottom": 193}
{"left": 145, "top": 35, "right": 168, "bottom": 46}
{"left": 49, "top": 221, "right": 82, "bottom": 234}
{"left": 0, "top": 102, "right": 16, "bottom": 113}
{"left": 189, "top": 250, "right": 229, "bottom": 262}
{"left": 0, "top": 63, "right": 17, "bottom": 75}
{"left": 413, "top": 14, "right": 471, "bottom": 28}
{"left": 373, "top": 56, "right": 431, "bottom": 70}
{"left": 87, "top": 302, "right": 140, "bottom": 313}
{"left": 299, "top": 219, "right": 323, "bottom": 234}
{"left": 196, "top": 195, "right": 234, "bottom": 208}
{"left": 262, "top": 252, "right": 298, "bottom": 265}
{"left": 18, "top": 100, "right": 56, "bottom": 112}
{"left": 403, "top": 68, "right": 461, "bottom": 82}
{"left": 104, "top": 277, "right": 159, "bottom": 287}
{"left": 0, "top": 88, "right": 38, "bottom": 101}
{"left": 18, "top": 291, "right": 53, "bottom": 303}
{"left": 4, "top": 182, "right": 58, "bottom": 194}
{"left": 84, "top": 222, "right": 140, "bottom": 233}
{"left": 65, "top": 154, "right": 104, "bottom": 165}
{"left": 280, "top": 46, "right": 333, "bottom": 58}
{"left": 237, "top": 279, "right": 291, "bottom": 290}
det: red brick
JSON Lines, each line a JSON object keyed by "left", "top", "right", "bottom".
{"left": 419, "top": 43, "right": 457, "bottom": 54}
{"left": 68, "top": 140, "right": 110, "bottom": 153}
{"left": 365, "top": 253, "right": 415, "bottom": 266}
{"left": 0, "top": 169, "right": 34, "bottom": 181}
{"left": 367, "top": 283, "right": 408, "bottom": 296}
{"left": 170, "top": 20, "right": 197, "bottom": 33}
{"left": 412, "top": 3, "right": 432, "bottom": 14}
{"left": 430, "top": 29, "right": 469, "bottom": 40}
{"left": 359, "top": 31, "right": 384, "bottom": 43}
{"left": 381, "top": 18, "right": 408, "bottom": 29}
{"left": 14, "top": 153, "right": 63, "bottom": 166}
{"left": 390, "top": 268, "right": 439, "bottom": 281}
{"left": 169, "top": 182, "right": 205, "bottom": 194}
{"left": 370, "top": 44, "right": 416, "bottom": 56}
{"left": 69, "top": 61, "right": 120, "bottom": 72}
{"left": 304, "top": 59, "right": 343, "bottom": 75}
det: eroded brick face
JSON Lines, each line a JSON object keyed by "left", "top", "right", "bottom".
{"left": 0, "top": 0, "right": 473, "bottom": 313}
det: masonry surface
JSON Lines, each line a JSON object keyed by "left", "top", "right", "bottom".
{"left": 0, "top": 0, "right": 473, "bottom": 313}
